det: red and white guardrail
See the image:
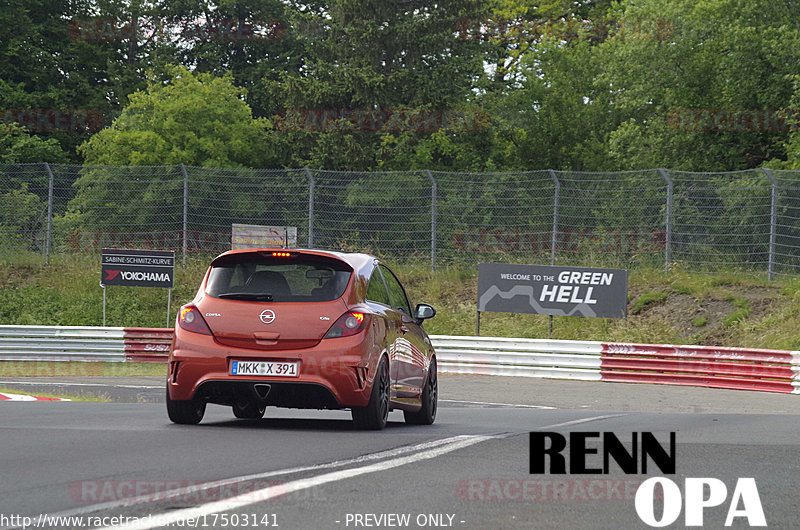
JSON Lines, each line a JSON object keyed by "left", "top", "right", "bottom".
{"left": 433, "top": 335, "right": 800, "bottom": 394}
{"left": 0, "top": 325, "right": 171, "bottom": 362}
{"left": 0, "top": 326, "right": 798, "bottom": 394}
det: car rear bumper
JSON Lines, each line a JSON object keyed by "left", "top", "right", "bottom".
{"left": 168, "top": 329, "right": 378, "bottom": 408}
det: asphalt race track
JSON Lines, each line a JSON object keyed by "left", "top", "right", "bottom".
{"left": 1, "top": 375, "right": 798, "bottom": 529}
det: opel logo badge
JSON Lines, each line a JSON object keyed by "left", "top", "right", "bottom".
{"left": 259, "top": 309, "right": 276, "bottom": 324}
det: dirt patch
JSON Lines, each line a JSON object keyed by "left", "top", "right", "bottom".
{"left": 632, "top": 286, "right": 779, "bottom": 345}
{"left": 0, "top": 264, "right": 39, "bottom": 289}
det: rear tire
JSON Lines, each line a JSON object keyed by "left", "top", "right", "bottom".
{"left": 404, "top": 358, "right": 437, "bottom": 425}
{"left": 352, "top": 356, "right": 390, "bottom": 430}
{"left": 166, "top": 384, "right": 206, "bottom": 425}
{"left": 232, "top": 401, "right": 266, "bottom": 419}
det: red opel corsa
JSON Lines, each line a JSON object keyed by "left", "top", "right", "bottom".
{"left": 167, "top": 249, "right": 437, "bottom": 429}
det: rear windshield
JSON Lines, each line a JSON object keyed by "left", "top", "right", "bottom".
{"left": 205, "top": 254, "right": 352, "bottom": 302}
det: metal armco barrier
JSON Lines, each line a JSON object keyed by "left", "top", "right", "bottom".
{"left": 0, "top": 326, "right": 797, "bottom": 394}
{"left": 0, "top": 325, "right": 171, "bottom": 362}
{"left": 432, "top": 335, "right": 603, "bottom": 381}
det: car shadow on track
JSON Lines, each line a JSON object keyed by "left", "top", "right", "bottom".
{"left": 172, "top": 418, "right": 419, "bottom": 432}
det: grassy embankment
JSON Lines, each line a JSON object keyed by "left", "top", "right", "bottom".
{"left": 2, "top": 253, "right": 800, "bottom": 377}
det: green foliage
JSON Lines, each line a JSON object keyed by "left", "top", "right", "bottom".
{"left": 630, "top": 291, "right": 669, "bottom": 314}
{"left": 600, "top": 0, "right": 800, "bottom": 171}
{"left": 0, "top": 185, "right": 44, "bottom": 251}
{"left": 1, "top": 0, "right": 799, "bottom": 172}
{"left": 720, "top": 297, "right": 751, "bottom": 327}
{"left": 723, "top": 306, "right": 750, "bottom": 327}
{"left": 2, "top": 257, "right": 797, "bottom": 350}
{"left": 0, "top": 124, "right": 69, "bottom": 164}
{"left": 65, "top": 67, "right": 275, "bottom": 233}
{"left": 771, "top": 75, "right": 800, "bottom": 169}
{"left": 79, "top": 66, "right": 272, "bottom": 167}
{"left": 267, "top": 0, "right": 491, "bottom": 170}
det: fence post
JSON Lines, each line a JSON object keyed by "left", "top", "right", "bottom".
{"left": 762, "top": 167, "right": 778, "bottom": 281}
{"left": 548, "top": 170, "right": 560, "bottom": 266}
{"left": 179, "top": 163, "right": 188, "bottom": 268}
{"left": 44, "top": 163, "right": 54, "bottom": 265}
{"left": 658, "top": 168, "right": 673, "bottom": 271}
{"left": 425, "top": 170, "right": 437, "bottom": 271}
{"left": 304, "top": 168, "right": 315, "bottom": 248}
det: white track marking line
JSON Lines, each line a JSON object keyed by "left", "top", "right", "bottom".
{"left": 98, "top": 434, "right": 502, "bottom": 530}
{"left": 440, "top": 399, "right": 555, "bottom": 409}
{"left": 34, "top": 435, "right": 498, "bottom": 522}
{"left": 534, "top": 414, "right": 629, "bottom": 430}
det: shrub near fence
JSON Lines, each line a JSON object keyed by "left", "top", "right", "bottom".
{"left": 2, "top": 164, "right": 800, "bottom": 277}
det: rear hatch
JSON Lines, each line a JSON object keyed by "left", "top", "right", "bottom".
{"left": 198, "top": 251, "right": 352, "bottom": 351}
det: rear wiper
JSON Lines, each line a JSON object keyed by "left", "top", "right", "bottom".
{"left": 216, "top": 292, "right": 274, "bottom": 301}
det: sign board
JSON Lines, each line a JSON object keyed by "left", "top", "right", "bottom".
{"left": 231, "top": 224, "right": 297, "bottom": 250}
{"left": 101, "top": 248, "right": 175, "bottom": 288}
{"left": 477, "top": 263, "right": 628, "bottom": 319}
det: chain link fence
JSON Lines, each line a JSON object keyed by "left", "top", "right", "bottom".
{"left": 2, "top": 163, "right": 799, "bottom": 277}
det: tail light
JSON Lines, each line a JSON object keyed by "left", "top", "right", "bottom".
{"left": 324, "top": 311, "right": 369, "bottom": 338}
{"left": 178, "top": 304, "right": 212, "bottom": 335}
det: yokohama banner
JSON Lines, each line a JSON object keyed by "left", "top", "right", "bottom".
{"left": 101, "top": 248, "right": 175, "bottom": 288}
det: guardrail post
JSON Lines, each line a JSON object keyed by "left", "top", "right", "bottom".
{"left": 658, "top": 168, "right": 673, "bottom": 271}
{"left": 304, "top": 168, "right": 315, "bottom": 248}
{"left": 762, "top": 167, "right": 778, "bottom": 281}
{"left": 549, "top": 170, "right": 560, "bottom": 266}
{"left": 425, "top": 170, "right": 437, "bottom": 271}
{"left": 44, "top": 163, "right": 54, "bottom": 265}
{"left": 179, "top": 163, "right": 189, "bottom": 267}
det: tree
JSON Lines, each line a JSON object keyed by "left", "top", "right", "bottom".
{"left": 0, "top": 124, "right": 69, "bottom": 165}
{"left": 268, "top": 0, "right": 490, "bottom": 170}
{"left": 68, "top": 66, "right": 275, "bottom": 234}
{"left": 78, "top": 66, "right": 272, "bottom": 167}
{"left": 599, "top": 0, "right": 800, "bottom": 171}
{"left": 472, "top": 0, "right": 621, "bottom": 171}
{"left": 770, "top": 75, "right": 800, "bottom": 169}
{"left": 161, "top": 0, "right": 306, "bottom": 122}
{"left": 0, "top": 0, "right": 156, "bottom": 159}
{"left": 0, "top": 125, "right": 69, "bottom": 252}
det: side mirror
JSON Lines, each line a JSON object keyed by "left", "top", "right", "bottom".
{"left": 414, "top": 303, "right": 436, "bottom": 322}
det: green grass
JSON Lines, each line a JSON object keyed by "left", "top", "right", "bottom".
{"left": 723, "top": 298, "right": 751, "bottom": 327}
{"left": 630, "top": 291, "right": 669, "bottom": 314}
{"left": 1, "top": 254, "right": 799, "bottom": 349}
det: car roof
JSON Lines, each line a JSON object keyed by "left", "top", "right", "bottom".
{"left": 210, "top": 248, "right": 376, "bottom": 274}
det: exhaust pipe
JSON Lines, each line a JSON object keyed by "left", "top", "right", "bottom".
{"left": 253, "top": 384, "right": 271, "bottom": 400}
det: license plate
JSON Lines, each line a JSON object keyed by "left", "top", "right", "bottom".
{"left": 230, "top": 360, "right": 299, "bottom": 377}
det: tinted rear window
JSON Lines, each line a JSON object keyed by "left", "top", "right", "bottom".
{"left": 206, "top": 254, "right": 352, "bottom": 302}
